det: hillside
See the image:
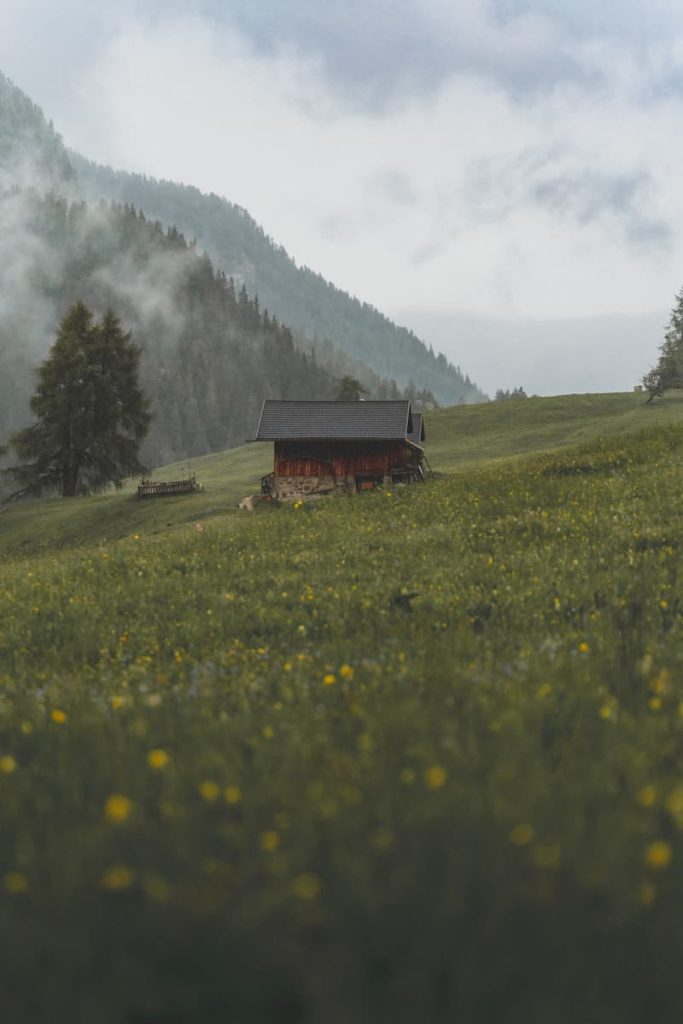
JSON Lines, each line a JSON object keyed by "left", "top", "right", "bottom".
{"left": 70, "top": 157, "right": 484, "bottom": 406}
{"left": 425, "top": 389, "right": 683, "bottom": 465}
{"left": 3, "top": 397, "right": 683, "bottom": 1021}
{"left": 3, "top": 390, "right": 681, "bottom": 559}
{"left": 0, "top": 70, "right": 74, "bottom": 194}
{"left": 0, "top": 68, "right": 485, "bottom": 473}
{"left": 0, "top": 69, "right": 485, "bottom": 412}
{"left": 0, "top": 191, "right": 337, "bottom": 468}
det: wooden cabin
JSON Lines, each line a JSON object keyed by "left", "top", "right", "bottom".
{"left": 254, "top": 400, "right": 426, "bottom": 501}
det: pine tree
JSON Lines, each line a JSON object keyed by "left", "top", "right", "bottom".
{"left": 334, "top": 376, "right": 368, "bottom": 401}
{"left": 6, "top": 302, "right": 150, "bottom": 497}
{"left": 644, "top": 288, "right": 683, "bottom": 401}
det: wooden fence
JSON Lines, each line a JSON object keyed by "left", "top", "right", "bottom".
{"left": 137, "top": 475, "right": 200, "bottom": 499}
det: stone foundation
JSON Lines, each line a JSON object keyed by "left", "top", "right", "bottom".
{"left": 274, "top": 475, "right": 342, "bottom": 501}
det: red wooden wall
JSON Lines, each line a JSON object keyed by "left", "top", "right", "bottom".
{"left": 274, "top": 441, "right": 414, "bottom": 479}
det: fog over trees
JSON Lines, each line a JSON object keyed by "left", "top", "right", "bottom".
{"left": 0, "top": 191, "right": 341, "bottom": 465}
{"left": 0, "top": 70, "right": 482, "bottom": 478}
{"left": 72, "top": 155, "right": 483, "bottom": 407}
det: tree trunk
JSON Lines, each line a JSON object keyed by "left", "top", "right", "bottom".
{"left": 62, "top": 464, "right": 79, "bottom": 497}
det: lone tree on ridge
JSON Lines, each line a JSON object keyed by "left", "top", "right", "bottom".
{"left": 5, "top": 302, "right": 150, "bottom": 497}
{"left": 643, "top": 287, "right": 683, "bottom": 402}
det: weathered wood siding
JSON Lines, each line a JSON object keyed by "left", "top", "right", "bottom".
{"left": 274, "top": 441, "right": 413, "bottom": 479}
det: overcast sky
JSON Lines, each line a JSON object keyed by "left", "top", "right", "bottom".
{"left": 1, "top": 0, "right": 682, "bottom": 394}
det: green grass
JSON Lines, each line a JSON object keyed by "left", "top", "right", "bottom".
{"left": 0, "top": 441, "right": 271, "bottom": 558}
{"left": 4, "top": 396, "right": 683, "bottom": 1020}
{"left": 426, "top": 389, "right": 683, "bottom": 466}
{"left": 4, "top": 390, "right": 683, "bottom": 561}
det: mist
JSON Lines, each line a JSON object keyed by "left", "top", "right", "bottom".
{"left": 396, "top": 308, "right": 666, "bottom": 397}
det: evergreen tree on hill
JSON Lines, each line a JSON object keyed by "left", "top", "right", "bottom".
{"left": 334, "top": 376, "right": 369, "bottom": 401}
{"left": 0, "top": 191, "right": 344, "bottom": 465}
{"left": 6, "top": 302, "right": 150, "bottom": 497}
{"left": 643, "top": 288, "right": 683, "bottom": 401}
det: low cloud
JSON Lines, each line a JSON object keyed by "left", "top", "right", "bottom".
{"left": 2, "top": 2, "right": 683, "bottom": 391}
{"left": 467, "top": 153, "right": 673, "bottom": 254}
{"left": 365, "top": 169, "right": 418, "bottom": 207}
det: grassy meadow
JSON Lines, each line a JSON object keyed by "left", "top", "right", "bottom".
{"left": 3, "top": 392, "right": 683, "bottom": 1020}
{"left": 2, "top": 388, "right": 683, "bottom": 560}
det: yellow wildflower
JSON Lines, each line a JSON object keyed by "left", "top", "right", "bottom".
{"left": 293, "top": 872, "right": 322, "bottom": 900}
{"left": 645, "top": 840, "right": 672, "bottom": 871}
{"left": 651, "top": 669, "right": 670, "bottom": 694}
{"left": 665, "top": 786, "right": 683, "bottom": 824}
{"left": 323, "top": 673, "right": 336, "bottom": 686}
{"left": 101, "top": 864, "right": 135, "bottom": 891}
{"left": 224, "top": 786, "right": 242, "bottom": 805}
{"left": 198, "top": 781, "right": 220, "bottom": 803}
{"left": 599, "top": 697, "right": 617, "bottom": 721}
{"left": 147, "top": 748, "right": 170, "bottom": 771}
{"left": 104, "top": 793, "right": 132, "bottom": 824}
{"left": 51, "top": 709, "right": 67, "bottom": 724}
{"left": 425, "top": 765, "right": 447, "bottom": 790}
{"left": 636, "top": 785, "right": 658, "bottom": 808}
{"left": 260, "top": 831, "right": 280, "bottom": 852}
{"left": 578, "top": 642, "right": 590, "bottom": 654}
{"left": 510, "top": 824, "right": 535, "bottom": 847}
{"left": 0, "top": 755, "right": 17, "bottom": 774}
{"left": 4, "top": 872, "right": 28, "bottom": 894}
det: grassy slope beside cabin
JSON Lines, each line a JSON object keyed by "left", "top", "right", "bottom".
{"left": 3, "top": 394, "right": 683, "bottom": 1020}
{"left": 2, "top": 390, "right": 683, "bottom": 559}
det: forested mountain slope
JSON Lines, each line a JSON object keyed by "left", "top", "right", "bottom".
{"left": 0, "top": 69, "right": 483, "bottom": 473}
{"left": 0, "top": 192, "right": 334, "bottom": 465}
{"left": 70, "top": 158, "right": 483, "bottom": 406}
{"left": 0, "top": 73, "right": 367, "bottom": 467}
{"left": 0, "top": 71, "right": 74, "bottom": 194}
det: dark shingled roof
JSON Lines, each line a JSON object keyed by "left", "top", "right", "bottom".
{"left": 254, "top": 400, "right": 414, "bottom": 441}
